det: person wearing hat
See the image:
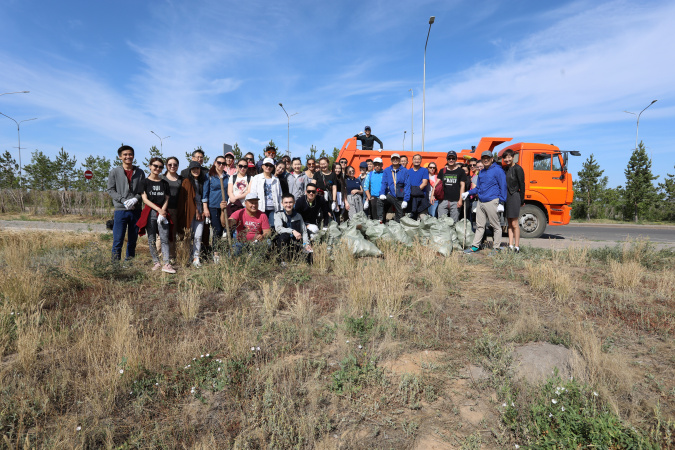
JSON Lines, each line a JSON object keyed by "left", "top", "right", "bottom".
{"left": 176, "top": 160, "right": 208, "bottom": 267}
{"left": 364, "top": 157, "right": 385, "bottom": 221}
{"left": 379, "top": 153, "right": 410, "bottom": 223}
{"left": 255, "top": 145, "right": 278, "bottom": 173}
{"left": 249, "top": 157, "right": 283, "bottom": 227}
{"left": 180, "top": 149, "right": 208, "bottom": 178}
{"left": 227, "top": 191, "right": 271, "bottom": 243}
{"left": 437, "top": 150, "right": 469, "bottom": 222}
{"left": 223, "top": 151, "right": 237, "bottom": 177}
{"left": 354, "top": 126, "right": 383, "bottom": 150}
{"left": 463, "top": 150, "right": 507, "bottom": 253}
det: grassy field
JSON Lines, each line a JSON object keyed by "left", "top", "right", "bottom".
{"left": 0, "top": 231, "right": 674, "bottom": 448}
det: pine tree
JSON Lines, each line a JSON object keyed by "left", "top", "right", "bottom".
{"left": 53, "top": 147, "right": 78, "bottom": 190}
{"left": 77, "top": 155, "right": 111, "bottom": 191}
{"left": 23, "top": 150, "right": 56, "bottom": 191}
{"left": 574, "top": 154, "right": 607, "bottom": 220}
{"left": 232, "top": 143, "right": 243, "bottom": 161}
{"left": 184, "top": 146, "right": 210, "bottom": 165}
{"left": 305, "top": 145, "right": 318, "bottom": 164}
{"left": 623, "top": 141, "right": 659, "bottom": 222}
{"left": 0, "top": 151, "right": 20, "bottom": 189}
{"left": 658, "top": 165, "right": 675, "bottom": 221}
{"left": 142, "top": 145, "right": 165, "bottom": 175}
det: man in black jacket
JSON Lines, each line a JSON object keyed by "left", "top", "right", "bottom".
{"left": 295, "top": 184, "right": 330, "bottom": 238}
{"left": 354, "top": 126, "right": 383, "bottom": 150}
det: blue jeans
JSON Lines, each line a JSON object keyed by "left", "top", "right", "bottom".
{"left": 112, "top": 209, "right": 142, "bottom": 260}
{"left": 209, "top": 207, "right": 225, "bottom": 248}
{"left": 265, "top": 209, "right": 275, "bottom": 228}
{"left": 428, "top": 200, "right": 438, "bottom": 218}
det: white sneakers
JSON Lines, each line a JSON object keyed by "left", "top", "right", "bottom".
{"left": 192, "top": 258, "right": 202, "bottom": 268}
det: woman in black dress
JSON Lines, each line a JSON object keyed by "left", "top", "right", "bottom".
{"left": 503, "top": 149, "right": 525, "bottom": 253}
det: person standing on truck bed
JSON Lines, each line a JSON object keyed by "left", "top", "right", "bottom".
{"left": 463, "top": 150, "right": 507, "bottom": 253}
{"left": 354, "top": 126, "right": 383, "bottom": 150}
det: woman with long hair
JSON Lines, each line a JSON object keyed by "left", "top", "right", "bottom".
{"left": 275, "top": 161, "right": 289, "bottom": 196}
{"left": 503, "top": 149, "right": 525, "bottom": 253}
{"left": 427, "top": 162, "right": 439, "bottom": 217}
{"left": 162, "top": 156, "right": 182, "bottom": 261}
{"left": 139, "top": 157, "right": 175, "bottom": 273}
{"left": 344, "top": 165, "right": 364, "bottom": 219}
{"left": 177, "top": 161, "right": 207, "bottom": 268}
{"left": 304, "top": 158, "right": 317, "bottom": 180}
{"left": 227, "top": 158, "right": 252, "bottom": 216}
{"left": 332, "top": 162, "right": 346, "bottom": 223}
{"left": 202, "top": 155, "right": 229, "bottom": 263}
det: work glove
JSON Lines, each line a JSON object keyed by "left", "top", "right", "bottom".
{"left": 364, "top": 200, "right": 370, "bottom": 210}
{"left": 306, "top": 224, "right": 319, "bottom": 234}
{"left": 379, "top": 194, "right": 386, "bottom": 200}
{"left": 358, "top": 132, "right": 364, "bottom": 136}
{"left": 401, "top": 201, "right": 408, "bottom": 209}
{"left": 461, "top": 192, "right": 469, "bottom": 201}
{"left": 497, "top": 204, "right": 504, "bottom": 213}
{"left": 157, "top": 215, "right": 168, "bottom": 225}
{"left": 124, "top": 198, "right": 138, "bottom": 209}
{"left": 331, "top": 202, "right": 337, "bottom": 211}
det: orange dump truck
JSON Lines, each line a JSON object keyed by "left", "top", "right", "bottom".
{"left": 336, "top": 136, "right": 579, "bottom": 238}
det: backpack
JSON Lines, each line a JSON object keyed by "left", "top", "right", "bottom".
{"left": 434, "top": 169, "right": 445, "bottom": 201}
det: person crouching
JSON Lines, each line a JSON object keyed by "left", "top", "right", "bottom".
{"left": 273, "top": 194, "right": 313, "bottom": 264}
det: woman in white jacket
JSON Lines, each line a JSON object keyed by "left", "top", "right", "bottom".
{"left": 249, "top": 157, "right": 283, "bottom": 227}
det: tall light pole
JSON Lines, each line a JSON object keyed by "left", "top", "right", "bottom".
{"left": 0, "top": 112, "right": 37, "bottom": 186}
{"left": 403, "top": 131, "right": 406, "bottom": 151}
{"left": 624, "top": 100, "right": 657, "bottom": 151}
{"left": 409, "top": 89, "right": 414, "bottom": 152}
{"left": 0, "top": 91, "right": 30, "bottom": 97}
{"left": 279, "top": 103, "right": 298, "bottom": 157}
{"left": 422, "top": 16, "right": 435, "bottom": 153}
{"left": 150, "top": 131, "right": 170, "bottom": 153}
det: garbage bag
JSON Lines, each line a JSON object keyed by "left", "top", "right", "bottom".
{"left": 326, "top": 222, "right": 342, "bottom": 244}
{"left": 343, "top": 225, "right": 364, "bottom": 239}
{"left": 387, "top": 221, "right": 414, "bottom": 247}
{"left": 365, "top": 223, "right": 394, "bottom": 242}
{"left": 438, "top": 216, "right": 455, "bottom": 227}
{"left": 453, "top": 219, "right": 474, "bottom": 249}
{"left": 419, "top": 215, "right": 436, "bottom": 230}
{"left": 437, "top": 243, "right": 453, "bottom": 256}
{"left": 350, "top": 211, "right": 368, "bottom": 226}
{"left": 343, "top": 235, "right": 382, "bottom": 258}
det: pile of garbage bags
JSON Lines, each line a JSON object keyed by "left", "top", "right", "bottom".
{"left": 313, "top": 212, "right": 475, "bottom": 258}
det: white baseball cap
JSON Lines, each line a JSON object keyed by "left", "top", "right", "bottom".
{"left": 263, "top": 157, "right": 275, "bottom": 166}
{"left": 245, "top": 192, "right": 259, "bottom": 201}
{"left": 373, "top": 157, "right": 383, "bottom": 164}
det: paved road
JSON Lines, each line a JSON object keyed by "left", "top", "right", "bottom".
{"left": 0, "top": 219, "right": 107, "bottom": 233}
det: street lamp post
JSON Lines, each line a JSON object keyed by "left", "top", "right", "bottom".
{"left": 0, "top": 91, "right": 30, "bottom": 97}
{"left": 150, "top": 131, "right": 170, "bottom": 153}
{"left": 624, "top": 100, "right": 657, "bottom": 151}
{"left": 278, "top": 103, "right": 299, "bottom": 157}
{"left": 403, "top": 131, "right": 406, "bottom": 151}
{"left": 409, "top": 89, "right": 414, "bottom": 152}
{"left": 0, "top": 112, "right": 37, "bottom": 186}
{"left": 422, "top": 16, "right": 435, "bottom": 153}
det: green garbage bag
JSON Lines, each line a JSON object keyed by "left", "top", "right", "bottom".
{"left": 343, "top": 225, "right": 364, "bottom": 239}
{"left": 326, "top": 222, "right": 342, "bottom": 244}
{"left": 387, "top": 222, "right": 414, "bottom": 247}
{"left": 343, "top": 235, "right": 383, "bottom": 258}
{"left": 453, "top": 218, "right": 474, "bottom": 249}
{"left": 419, "top": 215, "right": 436, "bottom": 230}
{"left": 365, "top": 223, "right": 394, "bottom": 242}
{"left": 438, "top": 216, "right": 455, "bottom": 227}
{"left": 350, "top": 211, "right": 368, "bottom": 227}
{"left": 437, "top": 243, "right": 453, "bottom": 256}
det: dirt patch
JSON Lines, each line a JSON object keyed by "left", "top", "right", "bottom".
{"left": 382, "top": 350, "right": 445, "bottom": 375}
{"left": 513, "top": 342, "right": 573, "bottom": 384}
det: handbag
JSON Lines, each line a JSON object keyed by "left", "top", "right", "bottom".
{"left": 434, "top": 169, "right": 445, "bottom": 201}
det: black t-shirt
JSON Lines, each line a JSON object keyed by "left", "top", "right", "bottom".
{"left": 439, "top": 167, "right": 467, "bottom": 202}
{"left": 312, "top": 171, "right": 336, "bottom": 193}
{"left": 140, "top": 178, "right": 169, "bottom": 208}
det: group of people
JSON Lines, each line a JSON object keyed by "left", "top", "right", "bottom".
{"left": 106, "top": 130, "right": 526, "bottom": 273}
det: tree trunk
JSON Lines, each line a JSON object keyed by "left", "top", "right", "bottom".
{"left": 634, "top": 203, "right": 638, "bottom": 223}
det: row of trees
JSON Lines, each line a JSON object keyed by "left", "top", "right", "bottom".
{"left": 0, "top": 141, "right": 343, "bottom": 193}
{"left": 574, "top": 142, "right": 675, "bottom": 222}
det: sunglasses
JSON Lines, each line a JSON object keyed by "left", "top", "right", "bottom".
{"left": 307, "top": 163, "right": 315, "bottom": 166}
{"left": 215, "top": 161, "right": 226, "bottom": 165}
{"left": 238, "top": 164, "right": 247, "bottom": 169}
{"left": 306, "top": 189, "right": 317, "bottom": 194}
{"left": 428, "top": 166, "right": 436, "bottom": 170}
{"left": 469, "top": 164, "right": 477, "bottom": 167}
{"left": 246, "top": 157, "right": 254, "bottom": 161}
{"left": 263, "top": 164, "right": 274, "bottom": 168}
{"left": 151, "top": 164, "right": 164, "bottom": 169}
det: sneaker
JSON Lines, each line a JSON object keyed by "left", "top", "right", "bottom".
{"left": 463, "top": 246, "right": 480, "bottom": 254}
{"left": 192, "top": 258, "right": 201, "bottom": 268}
{"left": 152, "top": 262, "right": 162, "bottom": 271}
{"left": 162, "top": 264, "right": 176, "bottom": 274}
{"left": 514, "top": 247, "right": 520, "bottom": 254}
{"left": 213, "top": 253, "right": 220, "bottom": 264}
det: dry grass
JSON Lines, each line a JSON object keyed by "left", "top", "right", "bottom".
{"left": 609, "top": 259, "right": 644, "bottom": 290}
{"left": 0, "top": 228, "right": 672, "bottom": 448}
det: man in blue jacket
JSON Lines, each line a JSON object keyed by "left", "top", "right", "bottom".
{"left": 364, "top": 157, "right": 386, "bottom": 221}
{"left": 463, "top": 150, "right": 507, "bottom": 253}
{"left": 379, "top": 153, "right": 410, "bottom": 223}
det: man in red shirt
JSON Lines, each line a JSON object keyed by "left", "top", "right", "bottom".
{"left": 228, "top": 192, "right": 271, "bottom": 242}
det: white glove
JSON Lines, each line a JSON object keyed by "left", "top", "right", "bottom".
{"left": 497, "top": 204, "right": 504, "bottom": 213}
{"left": 401, "top": 201, "right": 408, "bottom": 209}
{"left": 379, "top": 194, "right": 386, "bottom": 200}
{"left": 331, "top": 202, "right": 337, "bottom": 211}
{"left": 306, "top": 224, "right": 319, "bottom": 234}
{"left": 358, "top": 132, "right": 364, "bottom": 136}
{"left": 461, "top": 192, "right": 469, "bottom": 201}
{"left": 364, "top": 200, "right": 370, "bottom": 209}
{"left": 124, "top": 198, "right": 138, "bottom": 209}
{"left": 157, "top": 214, "right": 168, "bottom": 225}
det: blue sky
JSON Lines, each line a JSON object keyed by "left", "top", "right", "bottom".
{"left": 0, "top": 0, "right": 673, "bottom": 187}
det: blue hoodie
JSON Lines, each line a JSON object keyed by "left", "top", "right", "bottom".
{"left": 381, "top": 165, "right": 411, "bottom": 202}
{"left": 364, "top": 169, "right": 385, "bottom": 197}
{"left": 467, "top": 162, "right": 507, "bottom": 203}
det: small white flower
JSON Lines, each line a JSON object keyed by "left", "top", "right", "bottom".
{"left": 217, "top": 367, "right": 221, "bottom": 371}
{"left": 206, "top": 353, "right": 210, "bottom": 357}
{"left": 129, "top": 391, "right": 133, "bottom": 395}
{"left": 346, "top": 340, "right": 350, "bottom": 343}
{"left": 155, "top": 382, "right": 158, "bottom": 386}
{"left": 561, "top": 406, "right": 565, "bottom": 412}
{"left": 251, "top": 346, "right": 255, "bottom": 351}
{"left": 389, "top": 315, "right": 393, "bottom": 318}
{"left": 593, "top": 391, "right": 598, "bottom": 397}
{"left": 10, "top": 312, "right": 14, "bottom": 315}
{"left": 515, "top": 445, "right": 520, "bottom": 449}
{"left": 256, "top": 347, "right": 261, "bottom": 351}
{"left": 358, "top": 345, "right": 363, "bottom": 349}
{"left": 187, "top": 364, "right": 191, "bottom": 368}
{"left": 551, "top": 399, "right": 557, "bottom": 404}
{"left": 502, "top": 403, "right": 507, "bottom": 407}
{"left": 119, "top": 369, "right": 124, "bottom": 374}
{"left": 511, "top": 402, "right": 515, "bottom": 406}
{"left": 549, "top": 413, "right": 553, "bottom": 418}
{"left": 76, "top": 426, "right": 81, "bottom": 431}
{"left": 200, "top": 354, "right": 204, "bottom": 358}
{"left": 193, "top": 358, "right": 196, "bottom": 361}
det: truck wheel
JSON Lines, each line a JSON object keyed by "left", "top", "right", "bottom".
{"left": 519, "top": 205, "right": 546, "bottom": 238}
